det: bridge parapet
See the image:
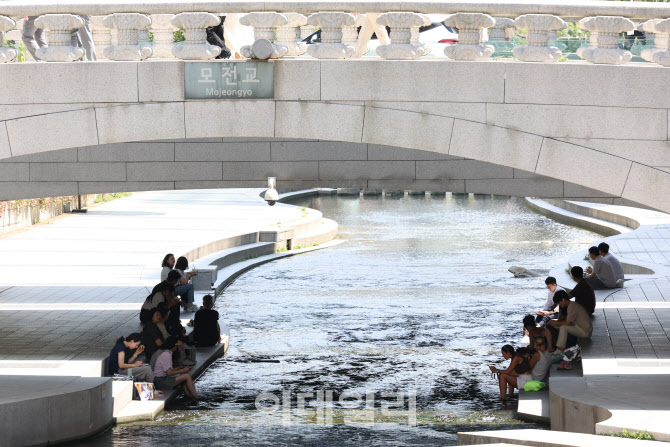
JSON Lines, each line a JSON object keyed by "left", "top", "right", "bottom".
{"left": 2, "top": 0, "right": 670, "bottom": 65}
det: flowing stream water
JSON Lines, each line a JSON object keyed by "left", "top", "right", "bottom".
{"left": 76, "top": 194, "right": 597, "bottom": 446}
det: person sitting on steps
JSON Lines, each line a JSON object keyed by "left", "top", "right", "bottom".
{"left": 140, "top": 270, "right": 187, "bottom": 326}
{"left": 193, "top": 294, "right": 224, "bottom": 347}
{"left": 153, "top": 335, "right": 200, "bottom": 399}
{"left": 599, "top": 242, "right": 624, "bottom": 284}
{"left": 548, "top": 291, "right": 593, "bottom": 355}
{"left": 584, "top": 246, "right": 617, "bottom": 290}
{"left": 568, "top": 266, "right": 596, "bottom": 314}
{"left": 174, "top": 256, "right": 198, "bottom": 312}
{"left": 490, "top": 347, "right": 533, "bottom": 401}
{"left": 536, "top": 276, "right": 565, "bottom": 326}
{"left": 108, "top": 333, "right": 154, "bottom": 382}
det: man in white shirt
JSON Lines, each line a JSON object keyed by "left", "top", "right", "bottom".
{"left": 536, "top": 276, "right": 564, "bottom": 325}
{"left": 599, "top": 242, "right": 624, "bottom": 282}
{"left": 585, "top": 246, "right": 617, "bottom": 289}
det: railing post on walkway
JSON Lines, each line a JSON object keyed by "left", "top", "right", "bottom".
{"left": 651, "top": 19, "right": 670, "bottom": 66}
{"left": 276, "top": 13, "right": 309, "bottom": 57}
{"left": 443, "top": 13, "right": 495, "bottom": 60}
{"left": 149, "top": 14, "right": 177, "bottom": 59}
{"left": 513, "top": 14, "right": 566, "bottom": 62}
{"left": 0, "top": 16, "right": 17, "bottom": 62}
{"left": 90, "top": 16, "right": 111, "bottom": 60}
{"left": 578, "top": 16, "right": 635, "bottom": 64}
{"left": 640, "top": 19, "right": 666, "bottom": 63}
{"left": 240, "top": 12, "right": 289, "bottom": 59}
{"left": 307, "top": 12, "right": 357, "bottom": 59}
{"left": 102, "top": 13, "right": 152, "bottom": 61}
{"left": 171, "top": 12, "right": 221, "bottom": 60}
{"left": 376, "top": 12, "right": 431, "bottom": 60}
{"left": 35, "top": 14, "right": 85, "bottom": 61}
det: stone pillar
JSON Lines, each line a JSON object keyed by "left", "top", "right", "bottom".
{"left": 276, "top": 13, "right": 308, "bottom": 56}
{"left": 170, "top": 12, "right": 221, "bottom": 60}
{"left": 342, "top": 14, "right": 365, "bottom": 46}
{"left": 0, "top": 16, "right": 18, "bottom": 63}
{"left": 103, "top": 13, "right": 152, "bottom": 61}
{"left": 89, "top": 16, "right": 111, "bottom": 60}
{"left": 490, "top": 17, "right": 514, "bottom": 41}
{"left": 443, "top": 13, "right": 495, "bottom": 60}
{"left": 150, "top": 14, "right": 176, "bottom": 58}
{"left": 35, "top": 14, "right": 85, "bottom": 61}
{"left": 410, "top": 14, "right": 432, "bottom": 55}
{"left": 651, "top": 19, "right": 670, "bottom": 67}
{"left": 578, "top": 16, "right": 635, "bottom": 64}
{"left": 512, "top": 14, "right": 566, "bottom": 62}
{"left": 307, "top": 12, "right": 356, "bottom": 59}
{"left": 376, "top": 12, "right": 431, "bottom": 60}
{"left": 640, "top": 19, "right": 668, "bottom": 63}
{"left": 240, "top": 12, "right": 289, "bottom": 59}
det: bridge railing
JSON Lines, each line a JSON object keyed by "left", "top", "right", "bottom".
{"left": 1, "top": 0, "right": 670, "bottom": 65}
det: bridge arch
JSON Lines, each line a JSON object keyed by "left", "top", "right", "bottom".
{"left": 1, "top": 60, "right": 669, "bottom": 212}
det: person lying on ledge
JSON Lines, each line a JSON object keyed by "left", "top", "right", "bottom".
{"left": 193, "top": 294, "right": 224, "bottom": 347}
{"left": 584, "top": 246, "right": 617, "bottom": 290}
{"left": 568, "top": 266, "right": 596, "bottom": 314}
{"left": 490, "top": 346, "right": 532, "bottom": 401}
{"left": 153, "top": 335, "right": 200, "bottom": 399}
{"left": 108, "top": 333, "right": 155, "bottom": 382}
{"left": 548, "top": 291, "right": 593, "bottom": 355}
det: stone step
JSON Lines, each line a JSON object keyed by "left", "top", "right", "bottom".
{"left": 112, "top": 380, "right": 133, "bottom": 417}
{"left": 191, "top": 242, "right": 276, "bottom": 290}
{"left": 458, "top": 429, "right": 669, "bottom": 446}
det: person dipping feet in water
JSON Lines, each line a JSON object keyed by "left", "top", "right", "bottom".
{"left": 153, "top": 335, "right": 200, "bottom": 399}
{"left": 490, "top": 346, "right": 532, "bottom": 400}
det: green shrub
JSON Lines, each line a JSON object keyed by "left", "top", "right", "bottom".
{"left": 609, "top": 430, "right": 655, "bottom": 441}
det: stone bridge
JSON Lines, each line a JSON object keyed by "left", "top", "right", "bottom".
{"left": 1, "top": 0, "right": 670, "bottom": 212}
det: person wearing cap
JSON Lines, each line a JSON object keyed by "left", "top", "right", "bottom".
{"left": 153, "top": 336, "right": 200, "bottom": 399}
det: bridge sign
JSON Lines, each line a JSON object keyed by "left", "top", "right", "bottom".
{"left": 184, "top": 61, "right": 274, "bottom": 100}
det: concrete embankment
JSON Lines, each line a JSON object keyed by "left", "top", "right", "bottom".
{"left": 0, "top": 188, "right": 341, "bottom": 446}
{"left": 506, "top": 198, "right": 670, "bottom": 444}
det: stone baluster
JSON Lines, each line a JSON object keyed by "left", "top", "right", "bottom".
{"left": 513, "top": 14, "right": 566, "bottom": 62}
{"left": 102, "top": 13, "right": 152, "bottom": 61}
{"left": 307, "top": 12, "right": 356, "bottom": 59}
{"left": 35, "top": 14, "right": 85, "bottom": 61}
{"left": 276, "top": 13, "right": 308, "bottom": 56}
{"left": 575, "top": 18, "right": 596, "bottom": 60}
{"left": 376, "top": 12, "right": 431, "bottom": 60}
{"left": 89, "top": 16, "right": 111, "bottom": 60}
{"left": 171, "top": 12, "right": 221, "bottom": 60}
{"left": 410, "top": 14, "right": 432, "bottom": 55}
{"left": 489, "top": 17, "right": 514, "bottom": 41}
{"left": 443, "top": 13, "right": 495, "bottom": 60}
{"left": 640, "top": 19, "right": 668, "bottom": 63}
{"left": 150, "top": 14, "right": 177, "bottom": 58}
{"left": 342, "top": 14, "right": 365, "bottom": 46}
{"left": 652, "top": 19, "right": 670, "bottom": 67}
{"left": 0, "top": 16, "right": 18, "bottom": 63}
{"left": 578, "top": 16, "right": 635, "bottom": 64}
{"left": 240, "top": 12, "right": 289, "bottom": 59}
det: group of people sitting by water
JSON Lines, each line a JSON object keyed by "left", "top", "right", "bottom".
{"left": 491, "top": 242, "right": 624, "bottom": 400}
{"left": 107, "top": 253, "right": 226, "bottom": 400}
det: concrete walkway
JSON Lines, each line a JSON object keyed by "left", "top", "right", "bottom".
{"left": 528, "top": 199, "right": 670, "bottom": 442}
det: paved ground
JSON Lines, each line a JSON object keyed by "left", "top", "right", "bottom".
{"left": 0, "top": 189, "right": 303, "bottom": 366}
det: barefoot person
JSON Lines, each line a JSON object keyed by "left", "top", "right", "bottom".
{"left": 153, "top": 336, "right": 200, "bottom": 399}
{"left": 490, "top": 345, "right": 531, "bottom": 400}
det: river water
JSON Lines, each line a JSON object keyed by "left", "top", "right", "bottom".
{"left": 77, "top": 194, "right": 596, "bottom": 446}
